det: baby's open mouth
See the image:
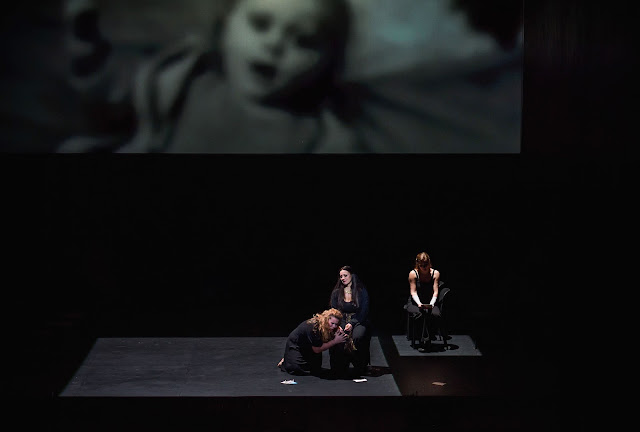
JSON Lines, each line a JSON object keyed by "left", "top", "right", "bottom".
{"left": 250, "top": 62, "right": 277, "bottom": 81}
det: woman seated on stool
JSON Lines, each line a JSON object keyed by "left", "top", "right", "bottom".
{"left": 328, "top": 265, "right": 371, "bottom": 378}
{"left": 407, "top": 252, "right": 442, "bottom": 352}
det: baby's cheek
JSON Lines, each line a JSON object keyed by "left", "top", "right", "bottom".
{"left": 286, "top": 52, "right": 323, "bottom": 75}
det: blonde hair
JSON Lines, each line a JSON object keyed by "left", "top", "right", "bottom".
{"left": 307, "top": 308, "right": 343, "bottom": 342}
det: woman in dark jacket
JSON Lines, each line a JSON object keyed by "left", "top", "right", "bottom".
{"left": 328, "top": 265, "right": 371, "bottom": 378}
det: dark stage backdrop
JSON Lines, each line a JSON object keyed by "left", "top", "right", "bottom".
{"left": 2, "top": 154, "right": 627, "bottom": 335}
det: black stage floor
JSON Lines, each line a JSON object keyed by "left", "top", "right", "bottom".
{"left": 10, "top": 331, "right": 577, "bottom": 431}
{"left": 60, "top": 336, "right": 399, "bottom": 397}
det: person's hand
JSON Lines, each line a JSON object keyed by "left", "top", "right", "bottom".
{"left": 420, "top": 303, "right": 432, "bottom": 309}
{"left": 333, "top": 328, "right": 348, "bottom": 344}
{"left": 344, "top": 323, "right": 353, "bottom": 332}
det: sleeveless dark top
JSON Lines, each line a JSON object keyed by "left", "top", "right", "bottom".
{"left": 411, "top": 268, "right": 438, "bottom": 305}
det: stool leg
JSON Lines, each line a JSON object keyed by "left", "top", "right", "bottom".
{"left": 421, "top": 315, "right": 430, "bottom": 347}
{"left": 440, "top": 321, "right": 448, "bottom": 350}
{"left": 406, "top": 312, "right": 411, "bottom": 341}
{"left": 411, "top": 317, "right": 415, "bottom": 348}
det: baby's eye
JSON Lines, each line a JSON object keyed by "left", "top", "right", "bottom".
{"left": 248, "top": 12, "right": 271, "bottom": 32}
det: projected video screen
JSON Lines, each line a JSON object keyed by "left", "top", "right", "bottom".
{"left": 2, "top": 0, "right": 523, "bottom": 153}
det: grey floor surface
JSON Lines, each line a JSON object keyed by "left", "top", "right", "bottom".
{"left": 392, "top": 334, "right": 482, "bottom": 356}
{"left": 60, "top": 336, "right": 400, "bottom": 397}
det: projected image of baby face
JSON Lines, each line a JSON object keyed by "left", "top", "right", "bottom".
{"left": 221, "top": 0, "right": 335, "bottom": 104}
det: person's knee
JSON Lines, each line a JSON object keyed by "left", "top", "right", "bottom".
{"left": 352, "top": 326, "right": 367, "bottom": 340}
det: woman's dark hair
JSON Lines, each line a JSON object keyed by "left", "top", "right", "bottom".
{"left": 330, "top": 265, "right": 364, "bottom": 308}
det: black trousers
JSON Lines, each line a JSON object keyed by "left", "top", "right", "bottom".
{"left": 406, "top": 303, "right": 442, "bottom": 346}
{"left": 329, "top": 322, "right": 370, "bottom": 377}
{"left": 280, "top": 347, "right": 322, "bottom": 376}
